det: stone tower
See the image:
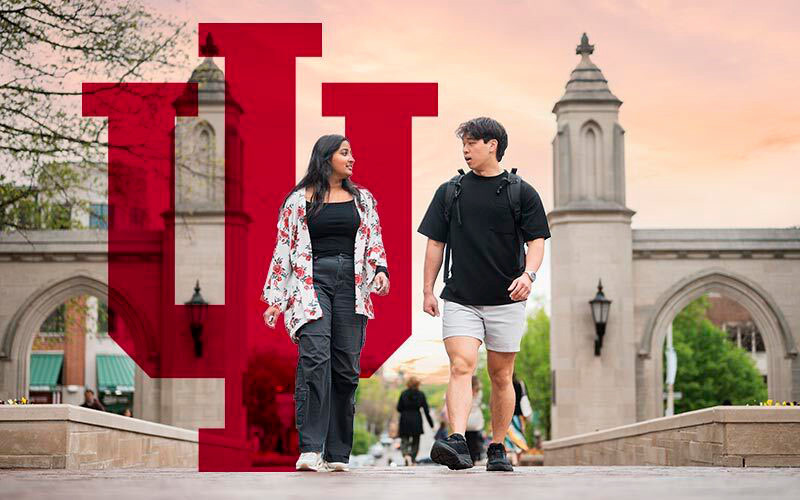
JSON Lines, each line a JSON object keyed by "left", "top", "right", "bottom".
{"left": 549, "top": 34, "right": 637, "bottom": 438}
{"left": 173, "top": 52, "right": 228, "bottom": 306}
{"left": 135, "top": 35, "right": 244, "bottom": 429}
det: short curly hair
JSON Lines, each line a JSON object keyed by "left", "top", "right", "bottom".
{"left": 406, "top": 376, "right": 421, "bottom": 390}
{"left": 455, "top": 116, "right": 508, "bottom": 161}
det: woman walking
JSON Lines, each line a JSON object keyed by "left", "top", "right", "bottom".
{"left": 262, "top": 134, "right": 390, "bottom": 472}
{"left": 396, "top": 377, "right": 434, "bottom": 465}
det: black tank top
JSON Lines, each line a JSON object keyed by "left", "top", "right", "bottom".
{"left": 306, "top": 200, "right": 360, "bottom": 258}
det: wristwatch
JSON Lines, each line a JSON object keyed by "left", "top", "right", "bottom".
{"left": 525, "top": 270, "right": 537, "bottom": 283}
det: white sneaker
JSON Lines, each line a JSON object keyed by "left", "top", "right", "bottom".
{"left": 295, "top": 452, "right": 323, "bottom": 471}
{"left": 324, "top": 460, "right": 350, "bottom": 472}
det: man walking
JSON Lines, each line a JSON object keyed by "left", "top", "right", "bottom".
{"left": 418, "top": 117, "right": 549, "bottom": 471}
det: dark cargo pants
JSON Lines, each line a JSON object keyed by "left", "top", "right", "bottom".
{"left": 294, "top": 254, "right": 367, "bottom": 463}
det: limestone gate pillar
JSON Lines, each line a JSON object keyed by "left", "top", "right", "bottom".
{"left": 549, "top": 34, "right": 637, "bottom": 438}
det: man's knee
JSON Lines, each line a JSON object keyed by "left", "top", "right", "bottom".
{"left": 450, "top": 356, "right": 476, "bottom": 377}
{"left": 488, "top": 365, "right": 514, "bottom": 387}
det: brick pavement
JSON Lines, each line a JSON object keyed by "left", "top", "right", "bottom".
{"left": 1, "top": 466, "right": 799, "bottom": 500}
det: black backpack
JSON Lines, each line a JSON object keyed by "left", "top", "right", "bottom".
{"left": 442, "top": 168, "right": 524, "bottom": 282}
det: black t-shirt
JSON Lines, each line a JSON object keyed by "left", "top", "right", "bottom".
{"left": 307, "top": 200, "right": 360, "bottom": 258}
{"left": 417, "top": 170, "right": 550, "bottom": 306}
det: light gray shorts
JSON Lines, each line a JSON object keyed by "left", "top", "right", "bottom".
{"left": 441, "top": 299, "right": 527, "bottom": 353}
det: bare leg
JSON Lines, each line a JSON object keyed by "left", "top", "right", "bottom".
{"left": 443, "top": 336, "right": 481, "bottom": 435}
{"left": 487, "top": 350, "right": 516, "bottom": 444}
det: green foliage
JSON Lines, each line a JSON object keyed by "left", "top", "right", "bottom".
{"left": 1, "top": 164, "right": 86, "bottom": 231}
{"left": 355, "top": 376, "right": 402, "bottom": 436}
{"left": 40, "top": 304, "right": 66, "bottom": 333}
{"left": 670, "top": 297, "right": 767, "bottom": 413}
{"left": 97, "top": 302, "right": 110, "bottom": 335}
{"left": 421, "top": 383, "right": 447, "bottom": 416}
{"left": 351, "top": 414, "right": 377, "bottom": 455}
{"left": 478, "top": 353, "right": 492, "bottom": 433}
{"left": 515, "top": 309, "right": 551, "bottom": 441}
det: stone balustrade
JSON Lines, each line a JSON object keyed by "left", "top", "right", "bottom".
{"left": 0, "top": 404, "right": 198, "bottom": 469}
{"left": 543, "top": 406, "right": 800, "bottom": 467}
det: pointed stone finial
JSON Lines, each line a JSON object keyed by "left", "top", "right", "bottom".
{"left": 576, "top": 32, "right": 594, "bottom": 56}
{"left": 200, "top": 33, "right": 219, "bottom": 57}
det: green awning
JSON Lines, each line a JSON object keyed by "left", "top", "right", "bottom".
{"left": 96, "top": 354, "right": 135, "bottom": 393}
{"left": 29, "top": 353, "right": 63, "bottom": 391}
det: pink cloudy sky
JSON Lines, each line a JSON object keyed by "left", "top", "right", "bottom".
{"left": 140, "top": 0, "right": 800, "bottom": 376}
{"left": 149, "top": 0, "right": 800, "bottom": 228}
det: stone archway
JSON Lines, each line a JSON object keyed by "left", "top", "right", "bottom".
{"left": 637, "top": 268, "right": 797, "bottom": 419}
{"left": 3, "top": 274, "right": 154, "bottom": 398}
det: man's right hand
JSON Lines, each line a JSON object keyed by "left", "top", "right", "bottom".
{"left": 423, "top": 292, "right": 440, "bottom": 317}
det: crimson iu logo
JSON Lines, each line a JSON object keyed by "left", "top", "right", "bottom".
{"left": 82, "top": 23, "right": 437, "bottom": 471}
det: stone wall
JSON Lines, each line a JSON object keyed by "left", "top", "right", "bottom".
{"left": 544, "top": 406, "right": 800, "bottom": 467}
{"left": 0, "top": 404, "right": 197, "bottom": 469}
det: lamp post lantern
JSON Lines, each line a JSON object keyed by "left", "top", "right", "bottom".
{"left": 185, "top": 280, "right": 208, "bottom": 357}
{"left": 589, "top": 279, "right": 612, "bottom": 356}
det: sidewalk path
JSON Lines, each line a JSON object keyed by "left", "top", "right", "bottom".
{"left": 2, "top": 466, "right": 798, "bottom": 499}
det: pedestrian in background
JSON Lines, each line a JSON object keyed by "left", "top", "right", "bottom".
{"left": 465, "top": 375, "right": 485, "bottom": 463}
{"left": 396, "top": 377, "right": 434, "bottom": 465}
{"left": 503, "top": 374, "right": 532, "bottom": 465}
{"left": 79, "top": 389, "right": 105, "bottom": 412}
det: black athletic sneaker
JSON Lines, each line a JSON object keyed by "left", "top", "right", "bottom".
{"left": 430, "top": 433, "right": 474, "bottom": 470}
{"left": 486, "top": 443, "right": 514, "bottom": 472}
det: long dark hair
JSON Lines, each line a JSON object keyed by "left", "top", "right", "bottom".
{"left": 283, "top": 134, "right": 361, "bottom": 218}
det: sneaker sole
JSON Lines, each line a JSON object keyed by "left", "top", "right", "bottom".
{"left": 326, "top": 465, "right": 349, "bottom": 472}
{"left": 486, "top": 462, "right": 514, "bottom": 472}
{"left": 296, "top": 463, "right": 321, "bottom": 472}
{"left": 430, "top": 441, "right": 474, "bottom": 470}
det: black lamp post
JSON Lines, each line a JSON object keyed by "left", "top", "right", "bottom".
{"left": 589, "top": 279, "right": 612, "bottom": 356}
{"left": 185, "top": 280, "right": 208, "bottom": 357}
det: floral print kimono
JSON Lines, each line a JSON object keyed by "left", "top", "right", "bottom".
{"left": 261, "top": 188, "right": 388, "bottom": 342}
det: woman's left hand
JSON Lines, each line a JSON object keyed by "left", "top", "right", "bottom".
{"left": 373, "top": 272, "right": 390, "bottom": 296}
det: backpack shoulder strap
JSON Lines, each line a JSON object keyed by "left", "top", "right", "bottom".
{"left": 507, "top": 168, "right": 522, "bottom": 225}
{"left": 443, "top": 169, "right": 466, "bottom": 225}
{"left": 442, "top": 169, "right": 466, "bottom": 282}
{"left": 506, "top": 168, "right": 525, "bottom": 270}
